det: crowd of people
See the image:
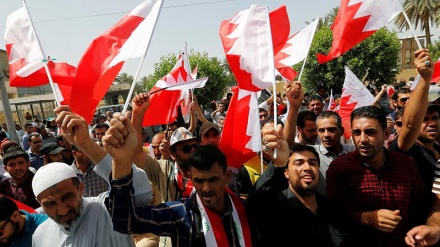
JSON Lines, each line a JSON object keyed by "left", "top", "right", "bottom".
{"left": 0, "top": 49, "right": 439, "bottom": 246}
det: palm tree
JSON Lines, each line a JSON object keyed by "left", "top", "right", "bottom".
{"left": 325, "top": 7, "right": 339, "bottom": 27}
{"left": 114, "top": 72, "right": 134, "bottom": 85}
{"left": 394, "top": 0, "right": 440, "bottom": 45}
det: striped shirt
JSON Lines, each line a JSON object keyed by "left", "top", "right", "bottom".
{"left": 434, "top": 160, "right": 440, "bottom": 194}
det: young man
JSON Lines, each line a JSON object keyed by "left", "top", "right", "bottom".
{"left": 26, "top": 133, "right": 44, "bottom": 171}
{"left": 198, "top": 122, "right": 221, "bottom": 147}
{"left": 102, "top": 112, "right": 252, "bottom": 246}
{"left": 247, "top": 144, "right": 348, "bottom": 246}
{"left": 327, "top": 106, "right": 424, "bottom": 246}
{"left": 0, "top": 195, "right": 47, "bottom": 246}
{"left": 0, "top": 147, "right": 39, "bottom": 209}
{"left": 39, "top": 142, "right": 65, "bottom": 165}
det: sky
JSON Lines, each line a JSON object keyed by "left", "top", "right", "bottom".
{"left": 1, "top": 0, "right": 439, "bottom": 82}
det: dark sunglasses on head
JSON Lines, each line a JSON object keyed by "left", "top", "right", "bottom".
{"left": 176, "top": 143, "right": 199, "bottom": 154}
{"left": 395, "top": 121, "right": 402, "bottom": 127}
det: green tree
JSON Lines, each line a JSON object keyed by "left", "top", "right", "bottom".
{"left": 295, "top": 27, "right": 401, "bottom": 94}
{"left": 143, "top": 50, "right": 235, "bottom": 108}
{"left": 394, "top": 0, "right": 440, "bottom": 45}
{"left": 428, "top": 39, "right": 440, "bottom": 60}
{"left": 114, "top": 72, "right": 133, "bottom": 85}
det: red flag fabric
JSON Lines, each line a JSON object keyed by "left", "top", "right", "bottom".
{"left": 387, "top": 85, "right": 395, "bottom": 97}
{"left": 142, "top": 52, "right": 194, "bottom": 126}
{"left": 328, "top": 90, "right": 336, "bottom": 111}
{"left": 69, "top": 0, "right": 163, "bottom": 122}
{"left": 4, "top": 7, "right": 75, "bottom": 87}
{"left": 339, "top": 66, "right": 375, "bottom": 138}
{"left": 0, "top": 194, "right": 37, "bottom": 214}
{"left": 317, "top": 0, "right": 403, "bottom": 64}
{"left": 219, "top": 87, "right": 260, "bottom": 168}
{"left": 432, "top": 59, "right": 440, "bottom": 83}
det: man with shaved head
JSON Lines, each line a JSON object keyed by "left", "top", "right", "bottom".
{"left": 150, "top": 132, "right": 165, "bottom": 160}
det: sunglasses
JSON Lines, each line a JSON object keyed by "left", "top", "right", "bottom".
{"left": 175, "top": 143, "right": 199, "bottom": 154}
{"left": 259, "top": 114, "right": 267, "bottom": 119}
{"left": 395, "top": 121, "right": 402, "bottom": 127}
{"left": 398, "top": 97, "right": 409, "bottom": 102}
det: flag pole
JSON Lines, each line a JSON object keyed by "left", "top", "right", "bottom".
{"left": 21, "top": 0, "right": 61, "bottom": 106}
{"left": 265, "top": 6, "right": 278, "bottom": 159}
{"left": 401, "top": 10, "right": 423, "bottom": 49}
{"left": 122, "top": 0, "right": 165, "bottom": 114}
{"left": 298, "top": 17, "right": 320, "bottom": 82}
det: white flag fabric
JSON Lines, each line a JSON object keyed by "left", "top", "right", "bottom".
{"left": 277, "top": 18, "right": 319, "bottom": 66}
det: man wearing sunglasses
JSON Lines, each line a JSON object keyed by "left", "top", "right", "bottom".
{"left": 26, "top": 133, "right": 44, "bottom": 171}
{"left": 0, "top": 195, "right": 47, "bottom": 246}
{"left": 388, "top": 87, "right": 410, "bottom": 122}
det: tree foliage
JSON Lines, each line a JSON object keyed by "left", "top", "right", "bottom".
{"left": 295, "top": 27, "right": 401, "bottom": 94}
{"left": 394, "top": 0, "right": 440, "bottom": 45}
{"left": 142, "top": 50, "right": 236, "bottom": 108}
{"left": 428, "top": 39, "right": 440, "bottom": 60}
{"left": 114, "top": 72, "right": 133, "bottom": 85}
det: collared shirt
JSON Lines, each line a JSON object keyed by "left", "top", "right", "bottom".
{"left": 326, "top": 149, "right": 423, "bottom": 247}
{"left": 0, "top": 172, "right": 40, "bottom": 208}
{"left": 32, "top": 194, "right": 135, "bottom": 247}
{"left": 8, "top": 210, "right": 48, "bottom": 246}
{"left": 71, "top": 162, "right": 108, "bottom": 197}
{"left": 26, "top": 149, "right": 44, "bottom": 171}
{"left": 313, "top": 143, "right": 356, "bottom": 196}
{"left": 107, "top": 173, "right": 243, "bottom": 247}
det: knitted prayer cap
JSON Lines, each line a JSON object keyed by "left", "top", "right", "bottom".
{"left": 32, "top": 162, "right": 77, "bottom": 197}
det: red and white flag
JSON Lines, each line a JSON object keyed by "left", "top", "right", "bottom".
{"left": 4, "top": 7, "right": 75, "bottom": 87}
{"left": 328, "top": 89, "right": 336, "bottom": 111}
{"left": 219, "top": 5, "right": 277, "bottom": 92}
{"left": 142, "top": 52, "right": 208, "bottom": 126}
{"left": 219, "top": 5, "right": 283, "bottom": 168}
{"left": 69, "top": 0, "right": 163, "bottom": 122}
{"left": 275, "top": 18, "right": 319, "bottom": 77}
{"left": 339, "top": 66, "right": 375, "bottom": 138}
{"left": 317, "top": 0, "right": 403, "bottom": 64}
{"left": 387, "top": 85, "right": 395, "bottom": 97}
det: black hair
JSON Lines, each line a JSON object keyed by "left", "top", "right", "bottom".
{"left": 188, "top": 145, "right": 227, "bottom": 172}
{"left": 317, "top": 111, "right": 343, "bottom": 130}
{"left": 297, "top": 110, "right": 317, "bottom": 128}
{"left": 261, "top": 116, "right": 284, "bottom": 129}
{"left": 289, "top": 144, "right": 320, "bottom": 166}
{"left": 350, "top": 106, "right": 387, "bottom": 130}
{"left": 0, "top": 195, "right": 18, "bottom": 221}
{"left": 94, "top": 122, "right": 110, "bottom": 129}
{"left": 308, "top": 95, "right": 323, "bottom": 103}
{"left": 28, "top": 133, "right": 42, "bottom": 143}
{"left": 3, "top": 146, "right": 29, "bottom": 166}
{"left": 392, "top": 87, "right": 411, "bottom": 101}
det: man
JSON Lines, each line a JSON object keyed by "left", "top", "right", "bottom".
{"left": 295, "top": 110, "right": 318, "bottom": 145}
{"left": 26, "top": 133, "right": 44, "bottom": 171}
{"left": 258, "top": 108, "right": 268, "bottom": 127}
{"left": 130, "top": 93, "right": 199, "bottom": 203}
{"left": 31, "top": 162, "right": 140, "bottom": 246}
{"left": 106, "top": 141, "right": 252, "bottom": 246}
{"left": 313, "top": 111, "right": 355, "bottom": 195}
{"left": 94, "top": 122, "right": 109, "bottom": 147}
{"left": 327, "top": 106, "right": 424, "bottom": 246}
{"left": 36, "top": 125, "right": 57, "bottom": 146}
{"left": 0, "top": 195, "right": 47, "bottom": 246}
{"left": 149, "top": 132, "right": 165, "bottom": 160}
{"left": 211, "top": 101, "right": 226, "bottom": 125}
{"left": 333, "top": 94, "right": 341, "bottom": 111}
{"left": 199, "top": 122, "right": 221, "bottom": 147}
{"left": 0, "top": 147, "right": 39, "bottom": 208}
{"left": 308, "top": 95, "right": 325, "bottom": 116}
{"left": 39, "top": 142, "right": 65, "bottom": 165}
{"left": 247, "top": 144, "right": 348, "bottom": 246}
{"left": 388, "top": 87, "right": 411, "bottom": 121}
{"left": 386, "top": 49, "right": 440, "bottom": 246}
{"left": 71, "top": 145, "right": 108, "bottom": 197}
{"left": 20, "top": 122, "right": 37, "bottom": 151}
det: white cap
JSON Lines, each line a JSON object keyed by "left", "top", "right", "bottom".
{"left": 32, "top": 162, "right": 77, "bottom": 197}
{"left": 31, "top": 122, "right": 38, "bottom": 127}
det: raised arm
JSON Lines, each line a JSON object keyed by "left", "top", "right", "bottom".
{"left": 398, "top": 49, "right": 433, "bottom": 151}
{"left": 130, "top": 93, "right": 151, "bottom": 169}
{"left": 283, "top": 81, "right": 304, "bottom": 148}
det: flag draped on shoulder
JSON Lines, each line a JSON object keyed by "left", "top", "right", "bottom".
{"left": 4, "top": 7, "right": 75, "bottom": 87}
{"left": 339, "top": 66, "right": 375, "bottom": 138}
{"left": 69, "top": 0, "right": 163, "bottom": 122}
{"left": 317, "top": 0, "right": 403, "bottom": 64}
{"left": 219, "top": 5, "right": 282, "bottom": 168}
{"left": 142, "top": 52, "right": 208, "bottom": 126}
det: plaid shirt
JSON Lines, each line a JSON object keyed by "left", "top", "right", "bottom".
{"left": 0, "top": 172, "right": 40, "bottom": 208}
{"left": 106, "top": 172, "right": 243, "bottom": 247}
{"left": 327, "top": 149, "right": 423, "bottom": 247}
{"left": 71, "top": 162, "right": 108, "bottom": 197}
